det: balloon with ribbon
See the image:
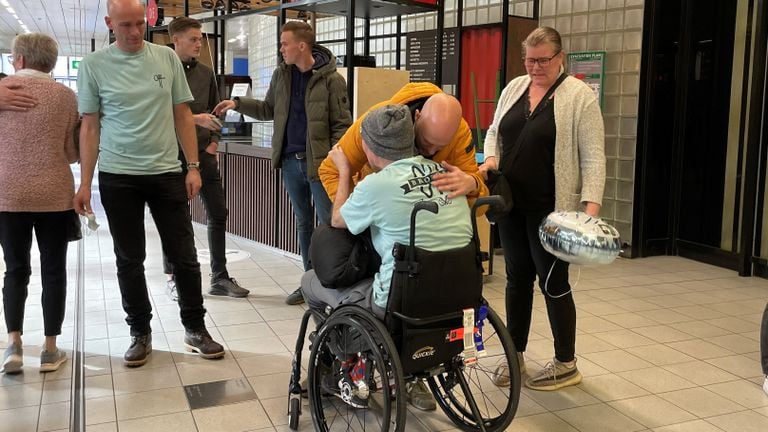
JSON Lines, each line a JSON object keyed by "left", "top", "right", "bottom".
{"left": 538, "top": 211, "right": 621, "bottom": 266}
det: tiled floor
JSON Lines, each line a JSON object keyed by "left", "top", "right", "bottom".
{"left": 1, "top": 211, "right": 768, "bottom": 432}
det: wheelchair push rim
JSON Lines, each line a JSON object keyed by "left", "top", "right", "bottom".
{"left": 307, "top": 306, "right": 407, "bottom": 432}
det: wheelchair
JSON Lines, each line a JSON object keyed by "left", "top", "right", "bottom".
{"left": 287, "top": 196, "right": 521, "bottom": 431}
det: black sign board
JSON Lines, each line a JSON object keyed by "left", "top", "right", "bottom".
{"left": 406, "top": 28, "right": 459, "bottom": 92}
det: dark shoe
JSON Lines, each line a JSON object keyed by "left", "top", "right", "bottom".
{"left": 209, "top": 277, "right": 249, "bottom": 298}
{"left": 40, "top": 349, "right": 67, "bottom": 372}
{"left": 184, "top": 328, "right": 225, "bottom": 359}
{"left": 167, "top": 276, "right": 178, "bottom": 301}
{"left": 285, "top": 287, "right": 305, "bottom": 305}
{"left": 124, "top": 334, "right": 152, "bottom": 367}
{"left": 2, "top": 343, "right": 23, "bottom": 374}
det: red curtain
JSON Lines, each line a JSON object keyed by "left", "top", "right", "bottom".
{"left": 459, "top": 27, "right": 502, "bottom": 130}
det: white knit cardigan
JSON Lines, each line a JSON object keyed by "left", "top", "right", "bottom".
{"left": 483, "top": 74, "right": 606, "bottom": 212}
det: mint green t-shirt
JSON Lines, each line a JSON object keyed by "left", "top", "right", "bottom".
{"left": 340, "top": 156, "right": 473, "bottom": 309}
{"left": 77, "top": 43, "right": 194, "bottom": 175}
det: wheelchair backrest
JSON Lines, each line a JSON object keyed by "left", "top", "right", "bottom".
{"left": 385, "top": 239, "right": 484, "bottom": 375}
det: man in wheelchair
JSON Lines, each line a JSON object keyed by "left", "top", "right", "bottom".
{"left": 301, "top": 104, "right": 473, "bottom": 410}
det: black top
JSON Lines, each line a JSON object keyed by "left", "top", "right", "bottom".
{"left": 182, "top": 59, "right": 221, "bottom": 151}
{"left": 498, "top": 87, "right": 557, "bottom": 210}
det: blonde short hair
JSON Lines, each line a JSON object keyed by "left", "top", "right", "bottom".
{"left": 12, "top": 33, "right": 59, "bottom": 73}
{"left": 522, "top": 26, "right": 562, "bottom": 55}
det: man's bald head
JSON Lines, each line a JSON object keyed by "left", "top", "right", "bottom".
{"left": 414, "top": 93, "right": 463, "bottom": 158}
{"left": 107, "top": 0, "right": 144, "bottom": 16}
{"left": 106, "top": 0, "right": 146, "bottom": 53}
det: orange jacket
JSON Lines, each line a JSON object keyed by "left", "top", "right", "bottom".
{"left": 318, "top": 82, "right": 489, "bottom": 203}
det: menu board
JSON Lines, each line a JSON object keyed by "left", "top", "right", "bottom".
{"left": 406, "top": 28, "right": 459, "bottom": 93}
{"left": 567, "top": 51, "right": 606, "bottom": 108}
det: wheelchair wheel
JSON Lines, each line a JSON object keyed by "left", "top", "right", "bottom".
{"left": 428, "top": 306, "right": 521, "bottom": 431}
{"left": 308, "top": 306, "right": 406, "bottom": 432}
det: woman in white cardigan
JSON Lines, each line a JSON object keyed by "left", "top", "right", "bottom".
{"left": 479, "top": 27, "right": 606, "bottom": 392}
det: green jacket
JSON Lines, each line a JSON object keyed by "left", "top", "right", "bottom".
{"left": 236, "top": 45, "right": 352, "bottom": 180}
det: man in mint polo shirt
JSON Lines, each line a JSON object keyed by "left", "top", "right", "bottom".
{"left": 73, "top": 0, "right": 224, "bottom": 367}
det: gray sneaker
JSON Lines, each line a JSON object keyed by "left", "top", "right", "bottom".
{"left": 492, "top": 352, "right": 526, "bottom": 387}
{"left": 406, "top": 379, "right": 436, "bottom": 411}
{"left": 40, "top": 349, "right": 67, "bottom": 372}
{"left": 209, "top": 277, "right": 249, "bottom": 298}
{"left": 2, "top": 343, "right": 23, "bottom": 374}
{"left": 525, "top": 358, "right": 582, "bottom": 391}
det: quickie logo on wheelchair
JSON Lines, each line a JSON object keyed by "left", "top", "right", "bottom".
{"left": 412, "top": 346, "right": 437, "bottom": 360}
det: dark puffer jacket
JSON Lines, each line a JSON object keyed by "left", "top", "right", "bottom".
{"left": 236, "top": 45, "right": 352, "bottom": 180}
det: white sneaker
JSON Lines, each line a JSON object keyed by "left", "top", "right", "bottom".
{"left": 763, "top": 376, "right": 768, "bottom": 396}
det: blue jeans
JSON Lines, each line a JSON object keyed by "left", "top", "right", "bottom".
{"left": 281, "top": 156, "right": 332, "bottom": 271}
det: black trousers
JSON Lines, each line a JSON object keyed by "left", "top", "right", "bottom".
{"left": 99, "top": 171, "right": 205, "bottom": 336}
{"left": 497, "top": 207, "right": 576, "bottom": 363}
{"left": 163, "top": 151, "right": 229, "bottom": 281}
{"left": 0, "top": 211, "right": 69, "bottom": 336}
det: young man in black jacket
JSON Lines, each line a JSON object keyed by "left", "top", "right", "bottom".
{"left": 168, "top": 17, "right": 249, "bottom": 299}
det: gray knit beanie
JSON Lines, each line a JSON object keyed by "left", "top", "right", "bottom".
{"left": 361, "top": 104, "right": 415, "bottom": 161}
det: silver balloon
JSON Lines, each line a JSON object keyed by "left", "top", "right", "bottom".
{"left": 538, "top": 211, "right": 621, "bottom": 265}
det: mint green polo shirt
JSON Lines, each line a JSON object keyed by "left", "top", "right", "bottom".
{"left": 77, "top": 42, "right": 194, "bottom": 175}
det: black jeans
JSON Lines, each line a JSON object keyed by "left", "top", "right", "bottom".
{"left": 0, "top": 211, "right": 69, "bottom": 336}
{"left": 99, "top": 171, "right": 206, "bottom": 336}
{"left": 497, "top": 207, "right": 576, "bottom": 363}
{"left": 761, "top": 302, "right": 768, "bottom": 375}
{"left": 163, "top": 151, "right": 229, "bottom": 281}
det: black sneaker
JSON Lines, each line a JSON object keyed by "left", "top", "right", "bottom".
{"left": 167, "top": 277, "right": 178, "bottom": 301}
{"left": 184, "top": 328, "right": 225, "bottom": 359}
{"left": 209, "top": 277, "right": 249, "bottom": 298}
{"left": 285, "top": 287, "right": 305, "bottom": 305}
{"left": 124, "top": 334, "right": 152, "bottom": 367}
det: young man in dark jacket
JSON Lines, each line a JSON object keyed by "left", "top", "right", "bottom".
{"left": 214, "top": 21, "right": 352, "bottom": 305}
{"left": 168, "top": 17, "right": 249, "bottom": 299}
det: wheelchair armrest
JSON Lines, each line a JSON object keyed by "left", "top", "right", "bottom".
{"left": 391, "top": 310, "right": 463, "bottom": 326}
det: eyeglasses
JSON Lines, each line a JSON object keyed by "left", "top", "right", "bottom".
{"left": 523, "top": 51, "right": 561, "bottom": 67}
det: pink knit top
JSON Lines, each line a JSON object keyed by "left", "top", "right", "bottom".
{"left": 0, "top": 75, "right": 79, "bottom": 212}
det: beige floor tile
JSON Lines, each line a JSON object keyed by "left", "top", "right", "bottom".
{"left": 707, "top": 334, "right": 760, "bottom": 354}
{"left": 593, "top": 329, "right": 657, "bottom": 349}
{"left": 661, "top": 360, "right": 740, "bottom": 386}
{"left": 577, "top": 316, "right": 624, "bottom": 333}
{"left": 666, "top": 340, "right": 735, "bottom": 360}
{"left": 38, "top": 401, "right": 70, "bottom": 432}
{"left": 237, "top": 353, "right": 293, "bottom": 377}
{"left": 670, "top": 305, "right": 729, "bottom": 320}
{"left": 118, "top": 411, "right": 197, "bottom": 432}
{"left": 42, "top": 378, "right": 72, "bottom": 405}
{"left": 248, "top": 372, "right": 291, "bottom": 400}
{"left": 514, "top": 393, "right": 550, "bottom": 417}
{"left": 175, "top": 358, "right": 244, "bottom": 385}
{"left": 84, "top": 374, "right": 115, "bottom": 400}
{"left": 114, "top": 386, "right": 189, "bottom": 421}
{"left": 83, "top": 422, "right": 118, "bottom": 431}
{"left": 574, "top": 334, "right": 619, "bottom": 353}
{"left": 227, "top": 335, "right": 290, "bottom": 358}
{"left": 208, "top": 309, "right": 264, "bottom": 326}
{"left": 524, "top": 384, "right": 601, "bottom": 410}
{"left": 555, "top": 403, "right": 646, "bottom": 432}
{"left": 112, "top": 365, "right": 181, "bottom": 395}
{"left": 705, "top": 317, "right": 758, "bottom": 333}
{"left": 609, "top": 298, "right": 665, "bottom": 312}
{"left": 638, "top": 309, "right": 693, "bottom": 324}
{"left": 0, "top": 405, "right": 39, "bottom": 432}
{"left": 651, "top": 419, "right": 724, "bottom": 432}
{"left": 579, "top": 373, "right": 650, "bottom": 401}
{"left": 671, "top": 321, "right": 733, "bottom": 339}
{"left": 581, "top": 349, "right": 655, "bottom": 372}
{"left": 706, "top": 410, "right": 768, "bottom": 432}
{"left": 608, "top": 395, "right": 697, "bottom": 428}
{"left": 0, "top": 381, "right": 43, "bottom": 409}
{"left": 85, "top": 396, "right": 117, "bottom": 425}
{"left": 705, "top": 355, "right": 764, "bottom": 379}
{"left": 705, "top": 379, "right": 768, "bottom": 409}
{"left": 603, "top": 312, "right": 661, "bottom": 328}
{"left": 578, "top": 301, "right": 629, "bottom": 316}
{"left": 625, "top": 344, "right": 695, "bottom": 366}
{"left": 506, "top": 412, "right": 580, "bottom": 432}
{"left": 267, "top": 318, "right": 303, "bottom": 336}
{"left": 258, "top": 306, "right": 307, "bottom": 321}
{"left": 193, "top": 400, "right": 272, "bottom": 431}
{"left": 618, "top": 367, "right": 698, "bottom": 393}
{"left": 657, "top": 387, "right": 745, "bottom": 418}
{"left": 217, "top": 322, "right": 273, "bottom": 341}
{"left": 84, "top": 355, "right": 112, "bottom": 378}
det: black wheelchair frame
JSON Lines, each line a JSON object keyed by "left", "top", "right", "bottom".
{"left": 287, "top": 196, "right": 521, "bottom": 431}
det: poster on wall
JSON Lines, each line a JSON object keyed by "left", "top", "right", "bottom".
{"left": 567, "top": 51, "right": 605, "bottom": 108}
{"left": 406, "top": 28, "right": 459, "bottom": 95}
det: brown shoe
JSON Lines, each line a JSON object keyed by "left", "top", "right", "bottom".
{"left": 124, "top": 334, "right": 152, "bottom": 367}
{"left": 184, "top": 328, "right": 225, "bottom": 359}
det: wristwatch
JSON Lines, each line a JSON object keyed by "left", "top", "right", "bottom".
{"left": 187, "top": 162, "right": 201, "bottom": 170}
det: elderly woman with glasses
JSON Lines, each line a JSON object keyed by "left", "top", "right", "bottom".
{"left": 0, "top": 33, "right": 79, "bottom": 374}
{"left": 478, "top": 26, "right": 606, "bottom": 392}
